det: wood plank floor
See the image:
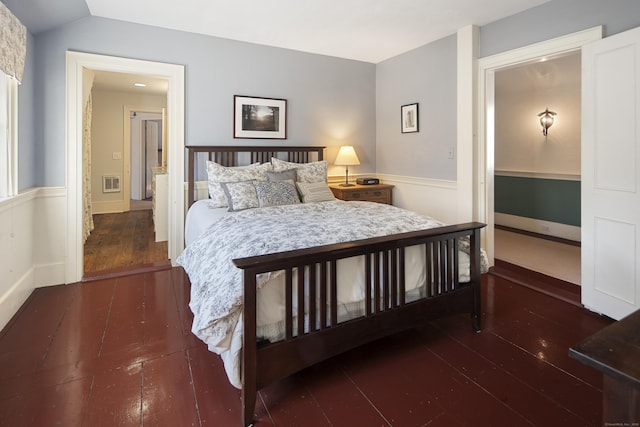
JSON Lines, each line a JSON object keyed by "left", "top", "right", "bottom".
{"left": 83, "top": 210, "right": 170, "bottom": 277}
{"left": 0, "top": 268, "right": 613, "bottom": 426}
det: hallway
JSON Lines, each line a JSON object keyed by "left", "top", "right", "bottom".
{"left": 83, "top": 209, "right": 169, "bottom": 278}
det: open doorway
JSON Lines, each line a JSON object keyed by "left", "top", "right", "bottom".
{"left": 82, "top": 73, "right": 169, "bottom": 276}
{"left": 66, "top": 52, "right": 185, "bottom": 284}
{"left": 493, "top": 52, "right": 582, "bottom": 287}
{"left": 475, "top": 27, "right": 603, "bottom": 302}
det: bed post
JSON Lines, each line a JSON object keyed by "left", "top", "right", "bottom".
{"left": 242, "top": 271, "right": 258, "bottom": 427}
{"left": 470, "top": 226, "right": 482, "bottom": 332}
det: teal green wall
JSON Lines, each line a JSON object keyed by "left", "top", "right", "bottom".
{"left": 494, "top": 176, "right": 580, "bottom": 226}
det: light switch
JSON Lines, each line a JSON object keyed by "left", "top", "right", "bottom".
{"left": 112, "top": 152, "right": 122, "bottom": 160}
{"left": 448, "top": 147, "right": 455, "bottom": 159}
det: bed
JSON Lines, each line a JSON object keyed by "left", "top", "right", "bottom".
{"left": 179, "top": 145, "right": 487, "bottom": 426}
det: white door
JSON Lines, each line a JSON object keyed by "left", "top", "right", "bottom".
{"left": 582, "top": 26, "right": 640, "bottom": 320}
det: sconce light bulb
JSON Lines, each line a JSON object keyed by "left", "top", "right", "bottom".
{"left": 538, "top": 108, "right": 557, "bottom": 136}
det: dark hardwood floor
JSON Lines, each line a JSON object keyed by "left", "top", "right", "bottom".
{"left": 83, "top": 209, "right": 170, "bottom": 279}
{"left": 0, "top": 267, "right": 612, "bottom": 426}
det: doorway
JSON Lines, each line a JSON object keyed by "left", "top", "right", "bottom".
{"left": 476, "top": 26, "right": 602, "bottom": 269}
{"left": 65, "top": 52, "right": 185, "bottom": 284}
{"left": 130, "top": 110, "right": 164, "bottom": 204}
{"left": 493, "top": 52, "right": 582, "bottom": 285}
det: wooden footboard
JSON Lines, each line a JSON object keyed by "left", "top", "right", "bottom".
{"left": 233, "top": 222, "right": 485, "bottom": 427}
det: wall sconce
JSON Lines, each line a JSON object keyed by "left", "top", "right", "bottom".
{"left": 538, "top": 108, "right": 557, "bottom": 136}
{"left": 334, "top": 145, "right": 360, "bottom": 186}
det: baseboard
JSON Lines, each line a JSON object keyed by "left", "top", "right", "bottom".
{"left": 0, "top": 268, "right": 35, "bottom": 333}
{"left": 34, "top": 262, "right": 66, "bottom": 287}
{"left": 92, "top": 200, "right": 126, "bottom": 214}
{"left": 496, "top": 224, "right": 580, "bottom": 247}
{"left": 495, "top": 213, "right": 580, "bottom": 242}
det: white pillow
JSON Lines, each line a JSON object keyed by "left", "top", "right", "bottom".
{"left": 296, "top": 181, "right": 336, "bottom": 203}
{"left": 271, "top": 158, "right": 327, "bottom": 183}
{"left": 206, "top": 161, "right": 273, "bottom": 208}
{"left": 221, "top": 181, "right": 259, "bottom": 212}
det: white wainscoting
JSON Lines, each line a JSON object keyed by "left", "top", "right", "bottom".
{"left": 376, "top": 174, "right": 458, "bottom": 224}
{"left": 0, "top": 187, "right": 66, "bottom": 331}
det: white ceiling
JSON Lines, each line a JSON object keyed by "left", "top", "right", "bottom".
{"left": 6, "top": 0, "right": 551, "bottom": 63}
{"left": 83, "top": 0, "right": 550, "bottom": 63}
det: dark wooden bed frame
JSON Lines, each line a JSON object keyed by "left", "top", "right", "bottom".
{"left": 185, "top": 145, "right": 485, "bottom": 426}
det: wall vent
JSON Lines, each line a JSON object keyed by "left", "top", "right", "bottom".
{"left": 102, "top": 175, "right": 121, "bottom": 193}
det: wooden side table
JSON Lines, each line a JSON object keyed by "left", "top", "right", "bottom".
{"left": 329, "top": 183, "right": 393, "bottom": 205}
{"left": 570, "top": 309, "right": 640, "bottom": 425}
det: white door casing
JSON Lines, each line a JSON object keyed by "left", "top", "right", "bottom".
{"left": 66, "top": 52, "right": 185, "bottom": 284}
{"left": 581, "top": 26, "right": 640, "bottom": 320}
{"left": 476, "top": 26, "right": 603, "bottom": 265}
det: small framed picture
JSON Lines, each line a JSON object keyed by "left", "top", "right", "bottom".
{"left": 234, "top": 95, "right": 287, "bottom": 139}
{"left": 401, "top": 103, "right": 419, "bottom": 133}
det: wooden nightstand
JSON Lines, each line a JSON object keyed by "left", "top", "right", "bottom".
{"left": 329, "top": 183, "right": 393, "bottom": 205}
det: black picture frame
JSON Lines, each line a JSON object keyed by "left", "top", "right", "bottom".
{"left": 401, "top": 103, "right": 419, "bottom": 133}
{"left": 234, "top": 95, "right": 287, "bottom": 139}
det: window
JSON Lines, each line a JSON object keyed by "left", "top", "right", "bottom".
{"left": 0, "top": 71, "right": 18, "bottom": 198}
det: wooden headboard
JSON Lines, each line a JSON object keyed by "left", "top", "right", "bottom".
{"left": 186, "top": 145, "right": 326, "bottom": 208}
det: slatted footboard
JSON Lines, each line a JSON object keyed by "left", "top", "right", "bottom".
{"left": 233, "top": 222, "right": 485, "bottom": 427}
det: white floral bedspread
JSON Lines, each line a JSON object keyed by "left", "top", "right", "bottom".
{"left": 177, "top": 200, "right": 486, "bottom": 387}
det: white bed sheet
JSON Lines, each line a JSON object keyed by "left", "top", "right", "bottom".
{"left": 184, "top": 199, "right": 231, "bottom": 246}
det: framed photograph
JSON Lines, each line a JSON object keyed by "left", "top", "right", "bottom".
{"left": 401, "top": 103, "right": 419, "bottom": 133}
{"left": 234, "top": 95, "right": 287, "bottom": 139}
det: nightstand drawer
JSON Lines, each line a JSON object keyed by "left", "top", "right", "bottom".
{"left": 329, "top": 183, "right": 393, "bottom": 205}
{"left": 343, "top": 189, "right": 389, "bottom": 204}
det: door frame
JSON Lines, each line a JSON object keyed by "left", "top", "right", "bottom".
{"left": 65, "top": 51, "right": 185, "bottom": 284}
{"left": 475, "top": 26, "right": 603, "bottom": 265}
{"left": 127, "top": 108, "right": 163, "bottom": 202}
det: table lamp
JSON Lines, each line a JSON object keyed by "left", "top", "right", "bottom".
{"left": 335, "top": 145, "right": 360, "bottom": 187}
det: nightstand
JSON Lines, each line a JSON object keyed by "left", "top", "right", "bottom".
{"left": 329, "top": 183, "right": 393, "bottom": 205}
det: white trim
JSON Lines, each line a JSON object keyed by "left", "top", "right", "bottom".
{"left": 457, "top": 25, "right": 479, "bottom": 223}
{"left": 476, "top": 26, "right": 603, "bottom": 265}
{"left": 495, "top": 213, "right": 581, "bottom": 242}
{"left": 494, "top": 170, "right": 581, "bottom": 181}
{"left": 66, "top": 52, "right": 185, "bottom": 284}
{"left": 376, "top": 173, "right": 456, "bottom": 190}
{"left": 0, "top": 186, "right": 37, "bottom": 212}
{"left": 0, "top": 267, "right": 34, "bottom": 331}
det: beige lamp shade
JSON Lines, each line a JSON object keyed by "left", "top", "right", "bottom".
{"left": 334, "top": 146, "right": 360, "bottom": 166}
{"left": 335, "top": 146, "right": 360, "bottom": 186}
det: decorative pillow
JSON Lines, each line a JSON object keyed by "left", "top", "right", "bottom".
{"left": 296, "top": 181, "right": 336, "bottom": 203}
{"left": 254, "top": 180, "right": 301, "bottom": 207}
{"left": 221, "top": 181, "right": 259, "bottom": 212}
{"left": 266, "top": 168, "right": 297, "bottom": 182}
{"left": 271, "top": 158, "right": 327, "bottom": 183}
{"left": 206, "top": 161, "right": 273, "bottom": 207}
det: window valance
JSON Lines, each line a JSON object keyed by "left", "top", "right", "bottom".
{"left": 0, "top": 2, "right": 26, "bottom": 82}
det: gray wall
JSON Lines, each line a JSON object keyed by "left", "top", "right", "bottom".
{"left": 375, "top": 35, "right": 457, "bottom": 180}
{"left": 374, "top": 0, "right": 640, "bottom": 183}
{"left": 19, "top": 0, "right": 640, "bottom": 189}
{"left": 29, "top": 16, "right": 376, "bottom": 187}
{"left": 480, "top": 0, "right": 640, "bottom": 57}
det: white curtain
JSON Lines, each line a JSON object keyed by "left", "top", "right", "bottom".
{"left": 82, "top": 92, "right": 94, "bottom": 242}
{"left": 0, "top": 1, "right": 26, "bottom": 82}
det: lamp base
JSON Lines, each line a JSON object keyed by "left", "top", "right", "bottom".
{"left": 339, "top": 183, "right": 355, "bottom": 187}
